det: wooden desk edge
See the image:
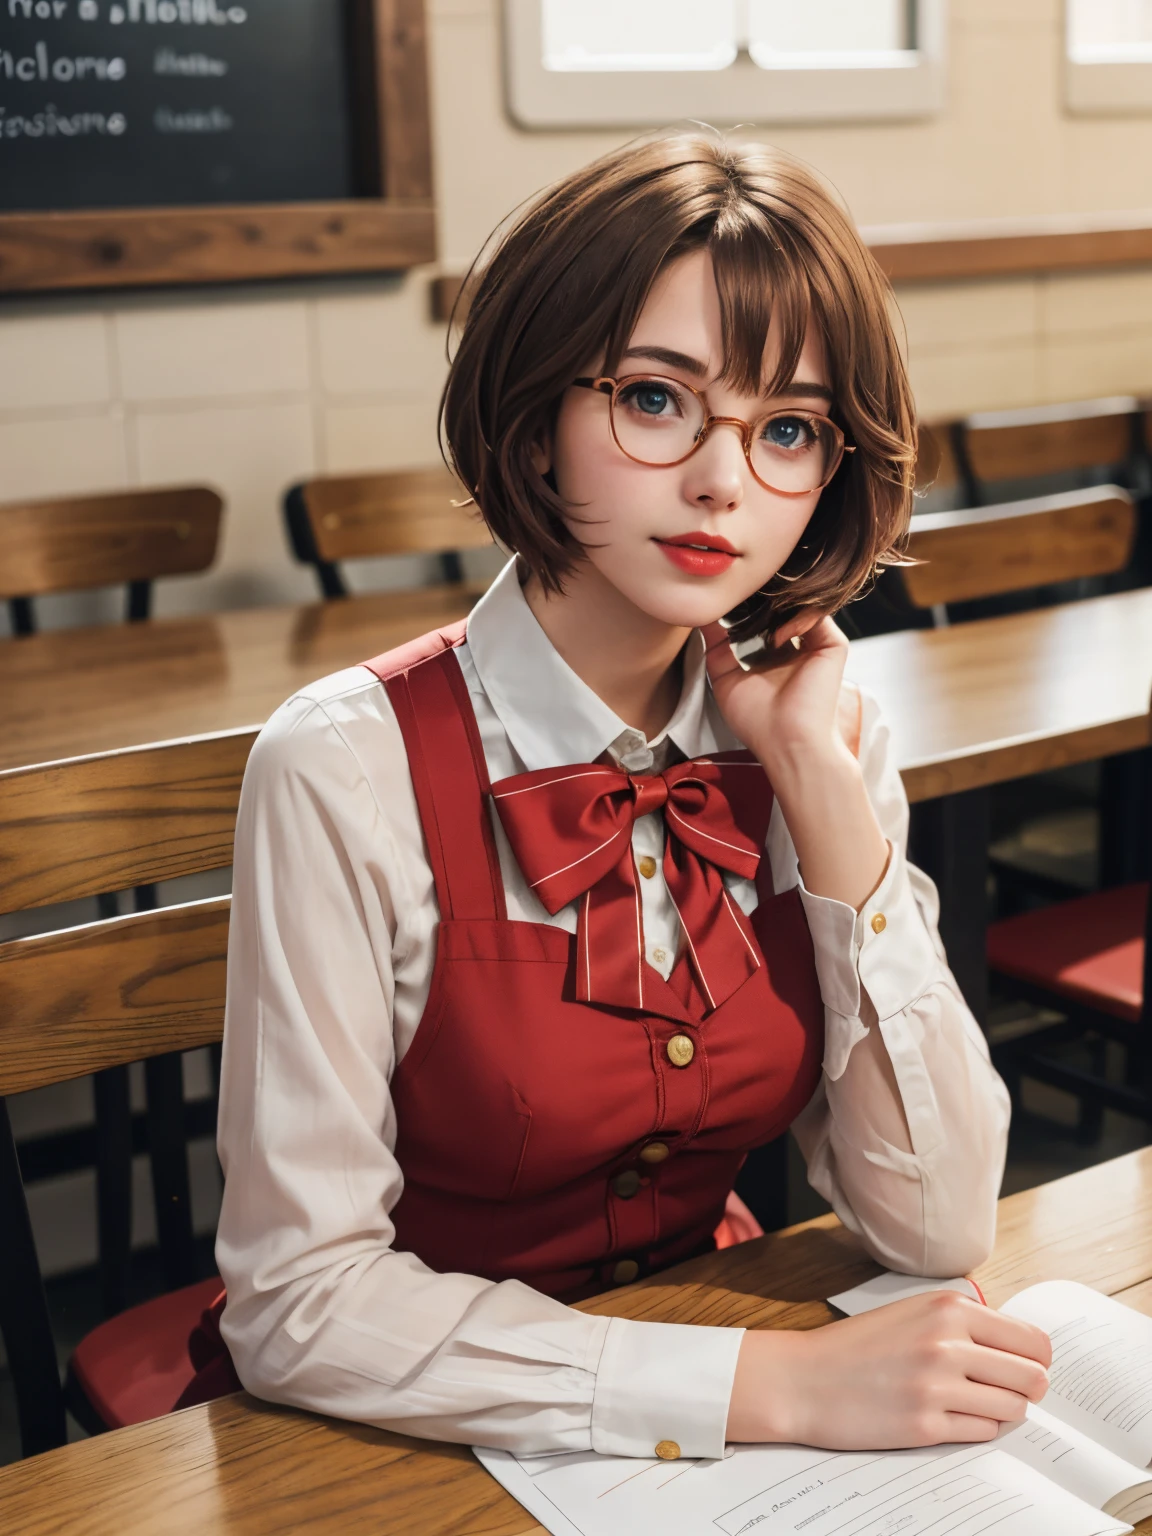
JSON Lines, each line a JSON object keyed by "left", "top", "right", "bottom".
{"left": 7, "top": 1149, "right": 1152, "bottom": 1535}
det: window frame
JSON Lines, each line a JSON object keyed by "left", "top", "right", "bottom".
{"left": 503, "top": 0, "right": 947, "bottom": 129}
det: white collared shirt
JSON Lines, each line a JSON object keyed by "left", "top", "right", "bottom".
{"left": 216, "top": 559, "right": 1010, "bottom": 1461}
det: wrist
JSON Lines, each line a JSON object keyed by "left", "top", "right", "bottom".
{"left": 757, "top": 732, "right": 860, "bottom": 797}
{"left": 726, "top": 1329, "right": 809, "bottom": 1444}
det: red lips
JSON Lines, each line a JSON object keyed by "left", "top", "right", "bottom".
{"left": 654, "top": 531, "right": 739, "bottom": 576}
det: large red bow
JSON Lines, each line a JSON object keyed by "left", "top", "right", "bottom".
{"left": 490, "top": 752, "right": 772, "bottom": 1014}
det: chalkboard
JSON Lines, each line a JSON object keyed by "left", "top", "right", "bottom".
{"left": 0, "top": 0, "right": 359, "bottom": 212}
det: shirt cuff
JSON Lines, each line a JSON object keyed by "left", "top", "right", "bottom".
{"left": 798, "top": 841, "right": 943, "bottom": 1078}
{"left": 590, "top": 1317, "right": 743, "bottom": 1459}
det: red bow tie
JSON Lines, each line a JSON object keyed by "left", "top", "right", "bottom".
{"left": 490, "top": 752, "right": 772, "bottom": 1015}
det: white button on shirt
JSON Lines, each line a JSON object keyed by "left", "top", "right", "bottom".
{"left": 216, "top": 558, "right": 1010, "bottom": 1462}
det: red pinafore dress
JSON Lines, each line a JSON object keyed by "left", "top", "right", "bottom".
{"left": 365, "top": 624, "right": 824, "bottom": 1297}
{"left": 179, "top": 620, "right": 826, "bottom": 1402}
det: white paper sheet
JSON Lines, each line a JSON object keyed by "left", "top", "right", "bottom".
{"left": 475, "top": 1437, "right": 1131, "bottom": 1536}
{"left": 826, "top": 1272, "right": 983, "bottom": 1315}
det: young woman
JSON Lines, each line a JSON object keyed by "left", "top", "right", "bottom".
{"left": 214, "top": 133, "right": 1050, "bottom": 1461}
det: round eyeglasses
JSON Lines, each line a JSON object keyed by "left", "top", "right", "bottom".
{"left": 572, "top": 374, "right": 853, "bottom": 497}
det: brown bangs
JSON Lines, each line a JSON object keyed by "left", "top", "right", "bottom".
{"left": 440, "top": 131, "right": 917, "bottom": 644}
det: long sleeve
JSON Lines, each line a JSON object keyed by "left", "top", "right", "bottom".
{"left": 787, "top": 689, "right": 1011, "bottom": 1277}
{"left": 215, "top": 674, "right": 742, "bottom": 1459}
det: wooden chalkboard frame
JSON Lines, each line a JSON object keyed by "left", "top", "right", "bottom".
{"left": 0, "top": 0, "right": 434, "bottom": 295}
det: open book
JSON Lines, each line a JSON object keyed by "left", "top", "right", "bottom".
{"left": 474, "top": 1280, "right": 1152, "bottom": 1536}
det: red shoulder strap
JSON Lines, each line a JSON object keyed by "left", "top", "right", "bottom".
{"left": 362, "top": 624, "right": 506, "bottom": 923}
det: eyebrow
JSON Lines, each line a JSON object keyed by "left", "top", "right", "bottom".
{"left": 621, "top": 345, "right": 834, "bottom": 404}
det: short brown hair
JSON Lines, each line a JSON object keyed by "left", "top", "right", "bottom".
{"left": 441, "top": 131, "right": 915, "bottom": 643}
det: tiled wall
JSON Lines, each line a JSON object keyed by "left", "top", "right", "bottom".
{"left": 1, "top": 0, "right": 1152, "bottom": 625}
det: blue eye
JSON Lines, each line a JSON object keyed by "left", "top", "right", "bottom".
{"left": 762, "top": 416, "right": 810, "bottom": 450}
{"left": 634, "top": 385, "right": 671, "bottom": 415}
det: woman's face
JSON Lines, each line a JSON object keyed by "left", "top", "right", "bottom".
{"left": 542, "top": 248, "right": 832, "bottom": 634}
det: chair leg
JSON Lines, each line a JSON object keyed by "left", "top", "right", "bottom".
{"left": 0, "top": 1099, "right": 68, "bottom": 1457}
{"left": 144, "top": 1052, "right": 199, "bottom": 1289}
{"left": 93, "top": 1066, "right": 133, "bottom": 1317}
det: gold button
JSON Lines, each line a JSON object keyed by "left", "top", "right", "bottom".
{"left": 639, "top": 1141, "right": 670, "bottom": 1165}
{"left": 322, "top": 512, "right": 341, "bottom": 530}
{"left": 871, "top": 912, "right": 887, "bottom": 934}
{"left": 612, "top": 1169, "right": 641, "bottom": 1199}
{"left": 613, "top": 1259, "right": 639, "bottom": 1285}
{"left": 655, "top": 1440, "right": 680, "bottom": 1461}
{"left": 638, "top": 855, "right": 658, "bottom": 879}
{"left": 652, "top": 947, "right": 668, "bottom": 965}
{"left": 666, "top": 1034, "right": 694, "bottom": 1068}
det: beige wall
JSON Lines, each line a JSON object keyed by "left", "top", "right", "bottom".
{"left": 3, "top": 0, "right": 1152, "bottom": 622}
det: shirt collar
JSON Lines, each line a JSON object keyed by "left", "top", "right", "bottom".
{"left": 465, "top": 558, "right": 726, "bottom": 772}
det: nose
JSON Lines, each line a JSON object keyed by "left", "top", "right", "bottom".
{"left": 681, "top": 419, "right": 746, "bottom": 512}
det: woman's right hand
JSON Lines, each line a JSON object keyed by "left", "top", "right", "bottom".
{"left": 726, "top": 1291, "right": 1052, "bottom": 1449}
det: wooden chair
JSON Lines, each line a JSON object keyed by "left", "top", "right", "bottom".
{"left": 898, "top": 485, "right": 1137, "bottom": 619}
{"left": 987, "top": 817, "right": 1151, "bottom": 1140}
{"left": 0, "top": 736, "right": 243, "bottom": 1458}
{"left": 283, "top": 467, "right": 494, "bottom": 600}
{"left": 951, "top": 397, "right": 1143, "bottom": 507}
{"left": 0, "top": 485, "right": 223, "bottom": 635}
{"left": 0, "top": 485, "right": 224, "bottom": 1319}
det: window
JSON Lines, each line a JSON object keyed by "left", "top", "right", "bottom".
{"left": 1066, "top": 0, "right": 1152, "bottom": 112}
{"left": 506, "top": 0, "right": 945, "bottom": 129}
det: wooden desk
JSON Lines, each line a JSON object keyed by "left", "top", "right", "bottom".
{"left": 845, "top": 585, "right": 1152, "bottom": 805}
{"left": 4, "top": 1148, "right": 1152, "bottom": 1534}
{"left": 2, "top": 585, "right": 479, "bottom": 775}
{"left": 4, "top": 585, "right": 1149, "bottom": 788}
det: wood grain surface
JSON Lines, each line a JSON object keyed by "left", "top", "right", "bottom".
{"left": 430, "top": 216, "right": 1152, "bottom": 321}
{"left": 300, "top": 468, "right": 493, "bottom": 562}
{"left": 864, "top": 214, "right": 1152, "bottom": 283}
{"left": 1, "top": 584, "right": 478, "bottom": 773}
{"left": 0, "top": 733, "right": 248, "bottom": 914}
{"left": 902, "top": 488, "right": 1136, "bottom": 607}
{"left": 0, "top": 486, "right": 223, "bottom": 600}
{"left": 0, "top": 898, "right": 227, "bottom": 1096}
{"left": 4, "top": 1149, "right": 1152, "bottom": 1534}
{"left": 964, "top": 410, "right": 1134, "bottom": 483}
{"left": 3, "top": 586, "right": 1151, "bottom": 812}
{"left": 846, "top": 586, "right": 1152, "bottom": 802}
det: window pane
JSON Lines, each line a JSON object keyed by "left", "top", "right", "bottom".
{"left": 541, "top": 0, "right": 738, "bottom": 72}
{"left": 749, "top": 0, "right": 911, "bottom": 62}
{"left": 1068, "top": 0, "right": 1152, "bottom": 61}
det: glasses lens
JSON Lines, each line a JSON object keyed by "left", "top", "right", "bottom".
{"left": 610, "top": 377, "right": 705, "bottom": 466}
{"left": 750, "top": 413, "right": 840, "bottom": 493}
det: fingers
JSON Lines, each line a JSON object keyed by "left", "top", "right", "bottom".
{"left": 966, "top": 1307, "right": 1053, "bottom": 1369}
{"left": 940, "top": 1413, "right": 1002, "bottom": 1443}
{"left": 947, "top": 1381, "right": 1032, "bottom": 1425}
{"left": 962, "top": 1342, "right": 1049, "bottom": 1402}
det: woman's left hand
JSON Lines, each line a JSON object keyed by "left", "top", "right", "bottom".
{"left": 703, "top": 613, "right": 850, "bottom": 776}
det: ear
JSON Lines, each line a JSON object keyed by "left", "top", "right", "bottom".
{"left": 530, "top": 433, "right": 552, "bottom": 477}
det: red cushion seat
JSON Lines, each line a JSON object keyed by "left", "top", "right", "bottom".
{"left": 987, "top": 881, "right": 1147, "bottom": 1023}
{"left": 68, "top": 1275, "right": 226, "bottom": 1430}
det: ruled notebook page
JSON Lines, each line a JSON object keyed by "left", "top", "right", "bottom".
{"left": 1002, "top": 1281, "right": 1152, "bottom": 1468}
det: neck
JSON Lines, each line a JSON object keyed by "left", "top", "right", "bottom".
{"left": 523, "top": 561, "right": 690, "bottom": 741}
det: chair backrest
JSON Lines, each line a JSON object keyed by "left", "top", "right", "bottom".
{"left": 0, "top": 736, "right": 243, "bottom": 1457}
{"left": 0, "top": 485, "right": 223, "bottom": 634}
{"left": 899, "top": 486, "right": 1136, "bottom": 611}
{"left": 914, "top": 422, "right": 960, "bottom": 497}
{"left": 284, "top": 466, "right": 493, "bottom": 599}
{"left": 954, "top": 397, "right": 1141, "bottom": 504}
